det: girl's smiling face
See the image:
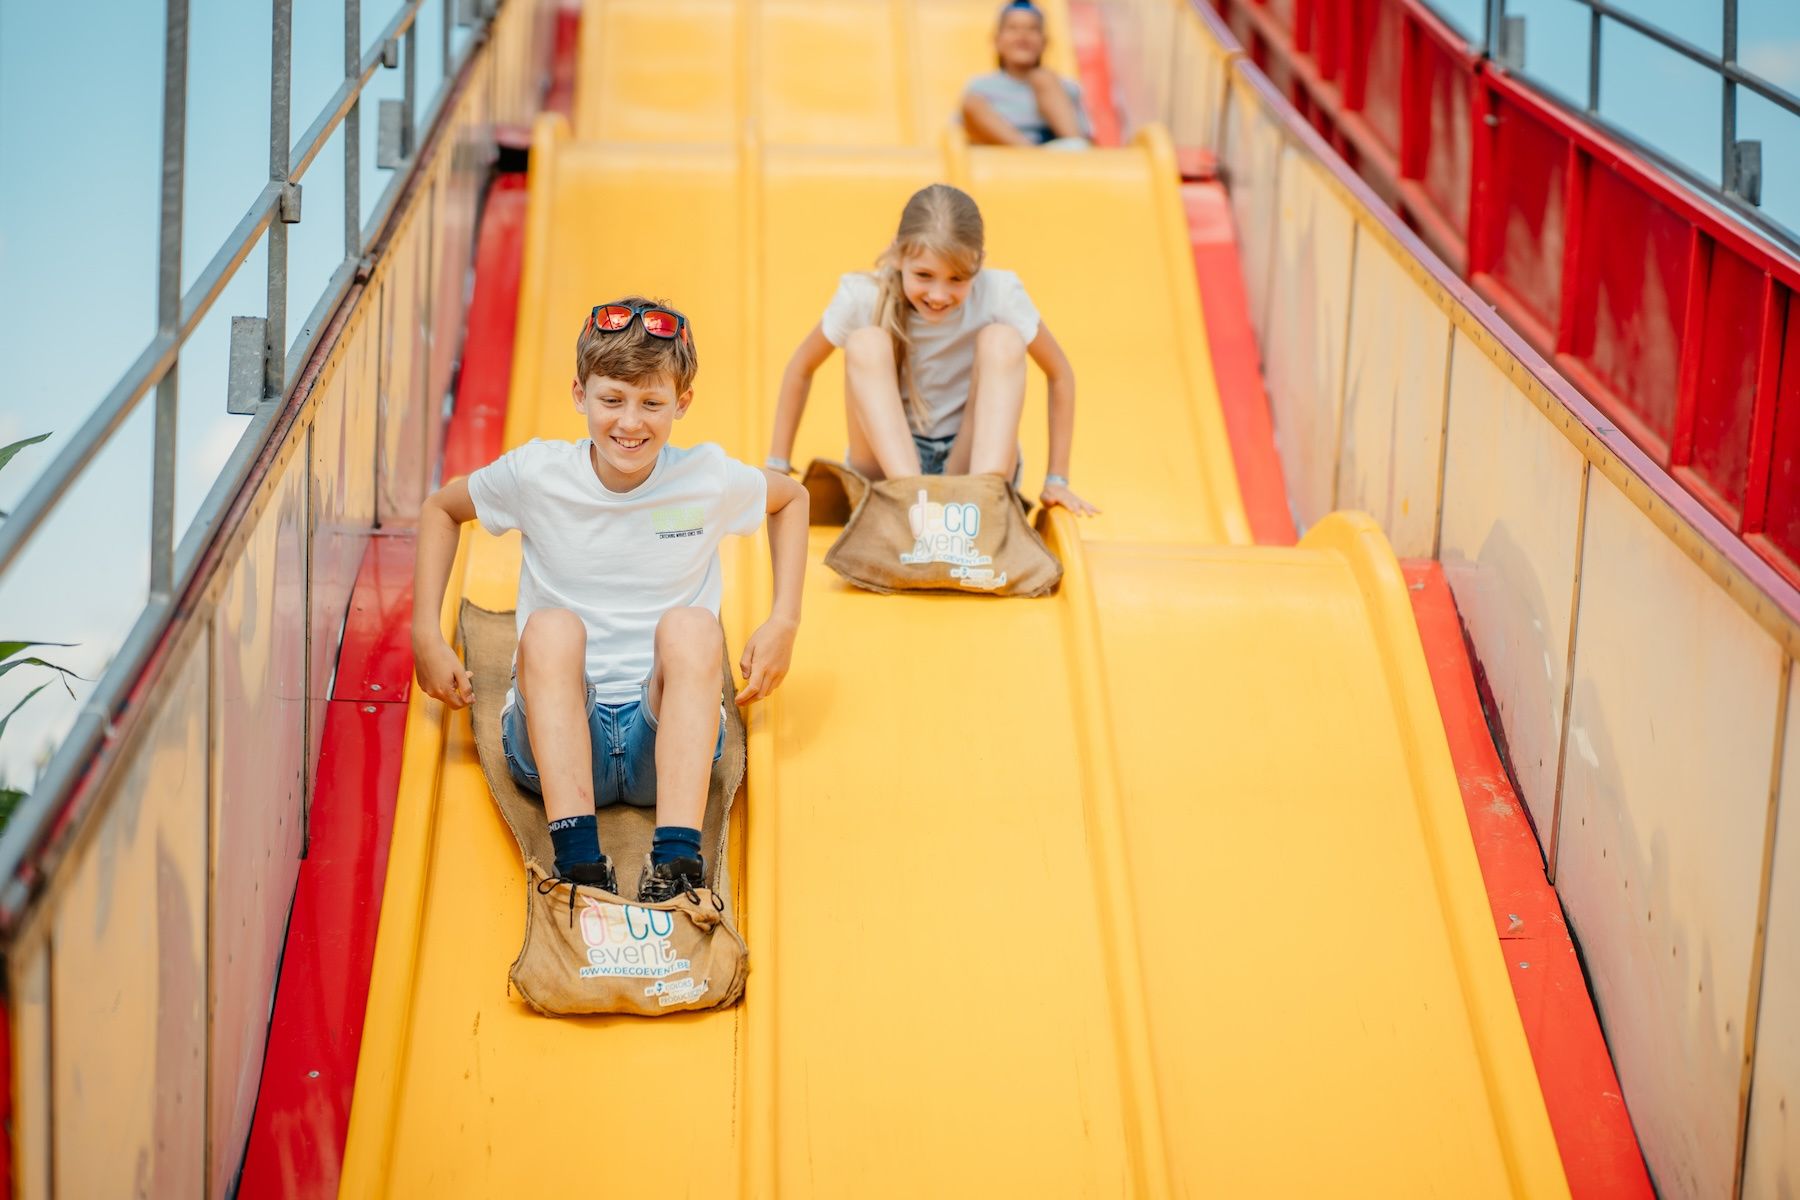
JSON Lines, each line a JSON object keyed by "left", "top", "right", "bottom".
{"left": 901, "top": 248, "right": 976, "bottom": 323}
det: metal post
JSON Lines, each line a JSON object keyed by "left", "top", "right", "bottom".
{"left": 346, "top": 0, "right": 362, "bottom": 259}
{"left": 443, "top": 0, "right": 453, "bottom": 77}
{"left": 1722, "top": 0, "right": 1738, "bottom": 191}
{"left": 403, "top": 17, "right": 419, "bottom": 159}
{"left": 1586, "top": 8, "right": 1602, "bottom": 113}
{"left": 267, "top": 0, "right": 294, "bottom": 402}
{"left": 152, "top": 0, "right": 190, "bottom": 600}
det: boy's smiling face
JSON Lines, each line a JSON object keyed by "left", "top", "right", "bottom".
{"left": 572, "top": 370, "right": 691, "bottom": 491}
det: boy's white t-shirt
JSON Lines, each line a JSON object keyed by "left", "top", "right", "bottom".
{"left": 467, "top": 439, "right": 767, "bottom": 706}
{"left": 818, "top": 268, "right": 1041, "bottom": 439}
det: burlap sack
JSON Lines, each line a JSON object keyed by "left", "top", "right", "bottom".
{"left": 460, "top": 602, "right": 748, "bottom": 1017}
{"left": 802, "top": 459, "right": 1062, "bottom": 597}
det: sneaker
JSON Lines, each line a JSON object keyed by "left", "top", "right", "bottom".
{"left": 637, "top": 855, "right": 705, "bottom": 904}
{"left": 561, "top": 856, "right": 618, "bottom": 895}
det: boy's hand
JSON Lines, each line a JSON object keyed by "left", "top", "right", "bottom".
{"left": 1041, "top": 482, "right": 1100, "bottom": 517}
{"left": 415, "top": 636, "right": 474, "bottom": 709}
{"left": 735, "top": 617, "right": 797, "bottom": 705}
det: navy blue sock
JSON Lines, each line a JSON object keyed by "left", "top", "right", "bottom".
{"left": 651, "top": 825, "right": 703, "bottom": 868}
{"left": 548, "top": 814, "right": 602, "bottom": 875}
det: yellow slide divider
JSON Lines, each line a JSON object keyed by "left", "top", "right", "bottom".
{"left": 338, "top": 1, "right": 1570, "bottom": 1194}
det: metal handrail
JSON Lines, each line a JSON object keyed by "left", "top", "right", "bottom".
{"left": 1473, "top": 0, "right": 1795, "bottom": 225}
{"left": 0, "top": 0, "right": 502, "bottom": 925}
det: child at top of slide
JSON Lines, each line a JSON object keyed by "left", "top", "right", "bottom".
{"left": 412, "top": 298, "right": 809, "bottom": 902}
{"left": 767, "top": 183, "right": 1098, "bottom": 517}
{"left": 960, "top": 0, "right": 1092, "bottom": 147}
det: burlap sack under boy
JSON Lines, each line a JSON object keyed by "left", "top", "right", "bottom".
{"left": 802, "top": 459, "right": 1062, "bottom": 597}
{"left": 460, "top": 602, "right": 748, "bottom": 1017}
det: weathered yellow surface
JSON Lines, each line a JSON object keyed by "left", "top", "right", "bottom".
{"left": 339, "top": 2, "right": 1569, "bottom": 1194}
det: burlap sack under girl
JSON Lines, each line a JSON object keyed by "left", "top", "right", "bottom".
{"left": 460, "top": 602, "right": 748, "bottom": 1017}
{"left": 802, "top": 459, "right": 1062, "bottom": 597}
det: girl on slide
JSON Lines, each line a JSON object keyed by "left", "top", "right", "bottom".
{"left": 961, "top": 0, "right": 1092, "bottom": 147}
{"left": 767, "top": 183, "right": 1097, "bottom": 516}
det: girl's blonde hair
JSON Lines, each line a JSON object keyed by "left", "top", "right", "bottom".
{"left": 870, "top": 184, "right": 986, "bottom": 430}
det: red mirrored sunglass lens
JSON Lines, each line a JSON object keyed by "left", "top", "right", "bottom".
{"left": 640, "top": 310, "right": 680, "bottom": 338}
{"left": 595, "top": 305, "right": 636, "bottom": 330}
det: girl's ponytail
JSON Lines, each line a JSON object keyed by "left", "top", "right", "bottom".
{"left": 871, "top": 255, "right": 924, "bottom": 430}
{"left": 868, "top": 184, "right": 987, "bottom": 432}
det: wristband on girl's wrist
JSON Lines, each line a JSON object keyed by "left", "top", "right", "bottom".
{"left": 765, "top": 456, "right": 795, "bottom": 475}
{"left": 1045, "top": 473, "right": 1070, "bottom": 488}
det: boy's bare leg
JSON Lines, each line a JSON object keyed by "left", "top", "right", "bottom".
{"left": 644, "top": 606, "right": 727, "bottom": 833}
{"left": 946, "top": 324, "right": 1025, "bottom": 477}
{"left": 516, "top": 608, "right": 595, "bottom": 823}
{"left": 844, "top": 326, "right": 924, "bottom": 478}
{"left": 1029, "top": 69, "right": 1084, "bottom": 140}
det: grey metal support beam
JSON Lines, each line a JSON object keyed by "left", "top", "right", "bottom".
{"left": 266, "top": 0, "right": 295, "bottom": 404}
{"left": 346, "top": 0, "right": 363, "bottom": 260}
{"left": 1587, "top": 8, "right": 1601, "bottom": 114}
{"left": 152, "top": 0, "right": 189, "bottom": 601}
{"left": 404, "top": 17, "right": 419, "bottom": 160}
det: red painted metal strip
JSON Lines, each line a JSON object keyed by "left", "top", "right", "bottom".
{"left": 1182, "top": 182, "right": 1297, "bottom": 545}
{"left": 331, "top": 534, "right": 418, "bottom": 704}
{"left": 441, "top": 173, "right": 529, "bottom": 481}
{"left": 237, "top": 697, "right": 411, "bottom": 1200}
{"left": 542, "top": 3, "right": 580, "bottom": 119}
{"left": 238, "top": 130, "right": 536, "bottom": 1194}
{"left": 1404, "top": 560, "right": 1655, "bottom": 1200}
{"left": 1067, "top": 1, "right": 1123, "bottom": 149}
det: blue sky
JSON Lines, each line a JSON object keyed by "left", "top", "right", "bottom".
{"left": 0, "top": 0, "right": 470, "bottom": 785}
{"left": 0, "top": 0, "right": 1795, "bottom": 786}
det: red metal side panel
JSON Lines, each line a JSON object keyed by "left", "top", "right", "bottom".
{"left": 1417, "top": 29, "right": 1470, "bottom": 244}
{"left": 1355, "top": 0, "right": 1405, "bottom": 158}
{"left": 1687, "top": 247, "right": 1767, "bottom": 518}
{"left": 1405, "top": 561, "right": 1656, "bottom": 1200}
{"left": 1565, "top": 164, "right": 1692, "bottom": 458}
{"left": 1478, "top": 94, "right": 1568, "bottom": 345}
{"left": 1759, "top": 308, "right": 1800, "bottom": 571}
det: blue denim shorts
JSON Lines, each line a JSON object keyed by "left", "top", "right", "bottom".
{"left": 500, "top": 682, "right": 725, "bottom": 808}
{"left": 912, "top": 433, "right": 1024, "bottom": 488}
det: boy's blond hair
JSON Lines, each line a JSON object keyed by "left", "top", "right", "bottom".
{"left": 575, "top": 296, "right": 699, "bottom": 393}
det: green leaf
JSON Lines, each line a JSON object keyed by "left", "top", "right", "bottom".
{"left": 0, "top": 788, "right": 24, "bottom": 829}
{"left": 0, "top": 657, "right": 84, "bottom": 698}
{"left": 0, "top": 432, "right": 51, "bottom": 477}
{"left": 0, "top": 682, "right": 50, "bottom": 744}
{"left": 0, "top": 640, "right": 76, "bottom": 664}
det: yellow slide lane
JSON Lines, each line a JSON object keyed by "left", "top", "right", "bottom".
{"left": 339, "top": 1, "right": 1568, "bottom": 1194}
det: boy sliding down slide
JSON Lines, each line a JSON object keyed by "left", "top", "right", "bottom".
{"left": 413, "top": 298, "right": 808, "bottom": 902}
{"left": 961, "top": 0, "right": 1092, "bottom": 148}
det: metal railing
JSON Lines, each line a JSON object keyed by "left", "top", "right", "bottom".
{"left": 1468, "top": 0, "right": 1800, "bottom": 248}
{"left": 0, "top": 0, "right": 502, "bottom": 921}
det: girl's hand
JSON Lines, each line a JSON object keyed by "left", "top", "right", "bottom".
{"left": 736, "top": 617, "right": 798, "bottom": 705}
{"left": 1040, "top": 482, "right": 1100, "bottom": 517}
{"left": 414, "top": 636, "right": 474, "bottom": 709}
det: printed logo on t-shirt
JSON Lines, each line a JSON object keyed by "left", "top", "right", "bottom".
{"left": 652, "top": 504, "right": 706, "bottom": 540}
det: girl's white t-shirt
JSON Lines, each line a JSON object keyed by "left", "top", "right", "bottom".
{"left": 819, "top": 268, "right": 1041, "bottom": 439}
{"left": 467, "top": 439, "right": 767, "bottom": 705}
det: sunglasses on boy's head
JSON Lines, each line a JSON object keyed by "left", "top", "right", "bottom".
{"left": 581, "top": 301, "right": 691, "bottom": 346}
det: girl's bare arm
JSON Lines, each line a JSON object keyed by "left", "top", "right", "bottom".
{"left": 769, "top": 324, "right": 837, "bottom": 468}
{"left": 1028, "top": 323, "right": 1100, "bottom": 516}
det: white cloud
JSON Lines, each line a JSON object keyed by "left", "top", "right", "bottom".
{"left": 1743, "top": 41, "right": 1800, "bottom": 94}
